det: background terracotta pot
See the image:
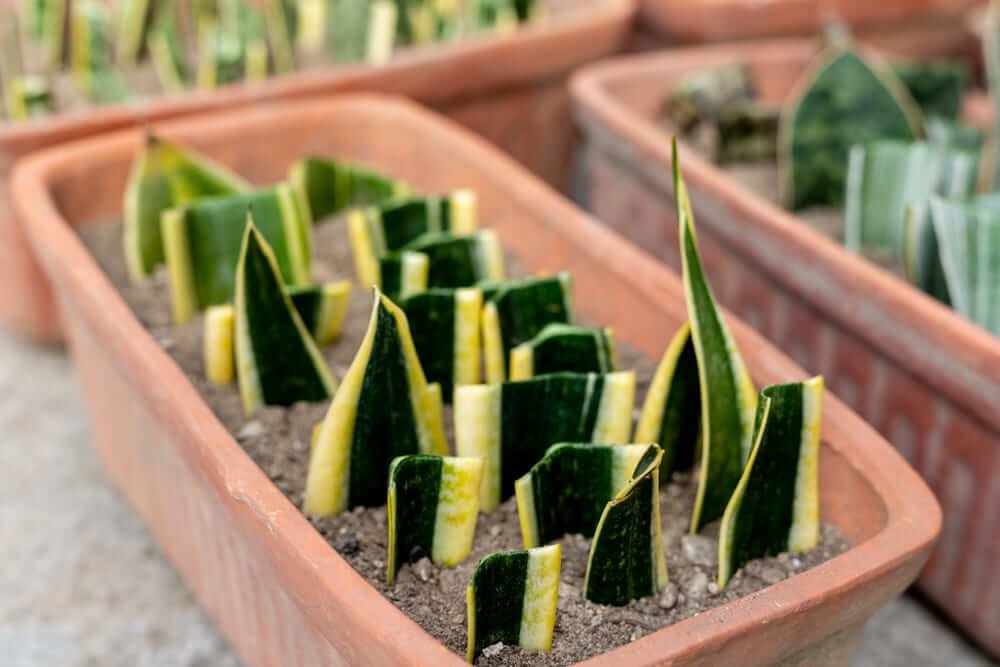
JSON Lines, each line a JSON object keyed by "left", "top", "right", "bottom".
{"left": 0, "top": 0, "right": 633, "bottom": 343}
{"left": 12, "top": 95, "right": 939, "bottom": 666}
{"left": 570, "top": 37, "right": 1000, "bottom": 657}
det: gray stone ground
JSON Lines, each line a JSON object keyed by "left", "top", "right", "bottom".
{"left": 0, "top": 328, "right": 994, "bottom": 667}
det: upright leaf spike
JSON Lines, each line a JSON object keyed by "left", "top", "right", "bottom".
{"left": 673, "top": 139, "right": 757, "bottom": 532}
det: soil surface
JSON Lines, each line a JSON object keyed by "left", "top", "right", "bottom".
{"left": 80, "top": 214, "right": 848, "bottom": 666}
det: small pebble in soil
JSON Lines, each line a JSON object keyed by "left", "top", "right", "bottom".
{"left": 483, "top": 643, "right": 506, "bottom": 658}
{"left": 683, "top": 571, "right": 710, "bottom": 599}
{"left": 336, "top": 538, "right": 359, "bottom": 556}
{"left": 237, "top": 420, "right": 264, "bottom": 440}
{"left": 657, "top": 584, "right": 678, "bottom": 610}
{"left": 681, "top": 534, "right": 717, "bottom": 568}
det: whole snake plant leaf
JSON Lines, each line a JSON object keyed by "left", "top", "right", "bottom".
{"left": 455, "top": 371, "right": 635, "bottom": 512}
{"left": 508, "top": 323, "right": 615, "bottom": 381}
{"left": 288, "top": 155, "right": 412, "bottom": 222}
{"left": 674, "top": 139, "right": 757, "bottom": 532}
{"left": 161, "top": 182, "right": 311, "bottom": 323}
{"left": 304, "top": 290, "right": 447, "bottom": 516}
{"left": 466, "top": 544, "right": 561, "bottom": 662}
{"left": 123, "top": 134, "right": 250, "bottom": 281}
{"left": 634, "top": 321, "right": 700, "bottom": 483}
{"left": 234, "top": 222, "right": 336, "bottom": 415}
{"left": 401, "top": 287, "right": 482, "bottom": 402}
{"left": 584, "top": 445, "right": 668, "bottom": 606}
{"left": 779, "top": 46, "right": 922, "bottom": 210}
{"left": 515, "top": 443, "right": 656, "bottom": 549}
{"left": 891, "top": 60, "right": 969, "bottom": 123}
{"left": 481, "top": 273, "right": 573, "bottom": 383}
{"left": 718, "top": 377, "right": 823, "bottom": 587}
{"left": 387, "top": 455, "right": 483, "bottom": 585}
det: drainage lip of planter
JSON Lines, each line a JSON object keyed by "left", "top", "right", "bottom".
{"left": 570, "top": 36, "right": 1000, "bottom": 657}
{"left": 636, "top": 0, "right": 981, "bottom": 42}
{"left": 0, "top": 0, "right": 633, "bottom": 344}
{"left": 12, "top": 94, "right": 939, "bottom": 667}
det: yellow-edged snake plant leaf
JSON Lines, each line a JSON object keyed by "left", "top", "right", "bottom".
{"left": 71, "top": 1, "right": 131, "bottom": 104}
{"left": 23, "top": 0, "right": 67, "bottom": 68}
{"left": 455, "top": 371, "right": 634, "bottom": 512}
{"left": 387, "top": 455, "right": 483, "bottom": 585}
{"left": 466, "top": 544, "right": 560, "bottom": 662}
{"left": 515, "top": 443, "right": 656, "bottom": 549}
{"left": 288, "top": 155, "right": 413, "bottom": 222}
{"left": 304, "top": 290, "right": 447, "bottom": 516}
{"left": 718, "top": 377, "right": 823, "bottom": 587}
{"left": 147, "top": 1, "right": 189, "bottom": 92}
{"left": 584, "top": 445, "right": 668, "bottom": 606}
{"left": 902, "top": 200, "right": 952, "bottom": 306}
{"left": 115, "top": 0, "right": 152, "bottom": 65}
{"left": 508, "top": 323, "right": 615, "bottom": 381}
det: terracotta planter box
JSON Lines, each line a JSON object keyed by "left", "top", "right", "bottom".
{"left": 570, "top": 38, "right": 1000, "bottom": 656}
{"left": 0, "top": 0, "right": 632, "bottom": 343}
{"left": 12, "top": 94, "right": 939, "bottom": 666}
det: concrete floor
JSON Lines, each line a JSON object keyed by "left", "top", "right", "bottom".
{"left": 0, "top": 329, "right": 994, "bottom": 667}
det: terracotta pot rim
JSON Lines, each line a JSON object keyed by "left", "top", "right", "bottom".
{"left": 570, "top": 36, "right": 1000, "bottom": 434}
{"left": 11, "top": 93, "right": 942, "bottom": 664}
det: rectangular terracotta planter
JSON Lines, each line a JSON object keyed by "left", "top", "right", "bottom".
{"left": 570, "top": 38, "right": 1000, "bottom": 657}
{"left": 0, "top": 0, "right": 633, "bottom": 343}
{"left": 12, "top": 94, "right": 939, "bottom": 666}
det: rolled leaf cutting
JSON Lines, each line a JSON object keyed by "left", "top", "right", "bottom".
{"left": 508, "top": 323, "right": 615, "bottom": 381}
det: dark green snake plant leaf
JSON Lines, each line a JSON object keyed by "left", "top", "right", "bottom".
{"left": 454, "top": 371, "right": 634, "bottom": 512}
{"left": 288, "top": 156, "right": 413, "bottom": 222}
{"left": 508, "top": 323, "right": 615, "bottom": 381}
{"left": 147, "top": 1, "right": 191, "bottom": 92}
{"left": 466, "top": 544, "right": 561, "bottom": 662}
{"left": 304, "top": 290, "right": 447, "bottom": 516}
{"left": 114, "top": 0, "right": 153, "bottom": 65}
{"left": 387, "top": 455, "right": 484, "bottom": 585}
{"left": 123, "top": 134, "right": 250, "bottom": 281}
{"left": 515, "top": 443, "right": 657, "bottom": 549}
{"left": 902, "top": 200, "right": 952, "bottom": 306}
{"left": 674, "top": 139, "right": 757, "bottom": 532}
{"left": 71, "top": 0, "right": 131, "bottom": 104}
{"left": 584, "top": 445, "right": 668, "bottom": 606}
{"left": 718, "top": 377, "right": 823, "bottom": 586}
{"left": 23, "top": 0, "right": 67, "bottom": 68}
{"left": 634, "top": 321, "right": 700, "bottom": 483}
{"left": 891, "top": 60, "right": 968, "bottom": 123}
{"left": 779, "top": 46, "right": 922, "bottom": 210}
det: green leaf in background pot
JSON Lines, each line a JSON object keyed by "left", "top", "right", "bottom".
{"left": 454, "top": 371, "right": 634, "bottom": 511}
{"left": 981, "top": 1, "right": 1000, "bottom": 189}
{"left": 718, "top": 377, "right": 823, "bottom": 587}
{"left": 328, "top": 0, "right": 370, "bottom": 63}
{"left": 584, "top": 445, "right": 668, "bottom": 606}
{"left": 72, "top": 0, "right": 131, "bottom": 103}
{"left": 2, "top": 74, "right": 53, "bottom": 121}
{"left": 148, "top": 0, "right": 190, "bottom": 92}
{"left": 508, "top": 323, "right": 615, "bottom": 381}
{"left": 265, "top": 0, "right": 295, "bottom": 74}
{"left": 902, "top": 200, "right": 951, "bottom": 306}
{"left": 115, "top": 0, "right": 153, "bottom": 65}
{"left": 891, "top": 59, "right": 968, "bottom": 122}
{"left": 23, "top": 0, "right": 67, "bottom": 68}
{"left": 234, "top": 221, "right": 336, "bottom": 415}
{"left": 466, "top": 545, "right": 560, "bottom": 662}
{"left": 387, "top": 455, "right": 483, "bottom": 585}
{"left": 515, "top": 443, "right": 654, "bottom": 548}
{"left": 304, "top": 290, "right": 447, "bottom": 516}
{"left": 779, "top": 47, "right": 922, "bottom": 210}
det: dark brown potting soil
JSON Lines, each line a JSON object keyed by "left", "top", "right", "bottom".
{"left": 80, "top": 214, "right": 848, "bottom": 666}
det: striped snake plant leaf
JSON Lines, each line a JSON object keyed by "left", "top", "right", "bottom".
{"left": 674, "top": 139, "right": 757, "bottom": 533}
{"left": 718, "top": 377, "right": 823, "bottom": 587}
{"left": 123, "top": 134, "right": 250, "bottom": 282}
{"left": 22, "top": 0, "right": 67, "bottom": 67}
{"left": 583, "top": 445, "right": 668, "bottom": 606}
{"left": 481, "top": 273, "right": 573, "bottom": 383}
{"left": 634, "top": 321, "right": 700, "bottom": 484}
{"left": 454, "top": 371, "right": 635, "bottom": 512}
{"left": 508, "top": 323, "right": 615, "bottom": 381}
{"left": 71, "top": 0, "right": 131, "bottom": 103}
{"left": 902, "top": 200, "right": 952, "bottom": 306}
{"left": 147, "top": 1, "right": 190, "bottom": 92}
{"left": 115, "top": 0, "right": 153, "bottom": 65}
{"left": 1, "top": 74, "right": 52, "bottom": 122}
{"left": 515, "top": 443, "right": 656, "bottom": 549}
{"left": 327, "top": 0, "right": 374, "bottom": 63}
{"left": 982, "top": 0, "right": 1000, "bottom": 189}
{"left": 466, "top": 544, "right": 561, "bottom": 662}
{"left": 779, "top": 46, "right": 922, "bottom": 210}
{"left": 891, "top": 60, "right": 969, "bottom": 123}
{"left": 304, "top": 290, "right": 448, "bottom": 516}
{"left": 265, "top": 0, "right": 296, "bottom": 75}
{"left": 161, "top": 182, "right": 312, "bottom": 323}
{"left": 401, "top": 287, "right": 482, "bottom": 402}
{"left": 233, "top": 221, "right": 336, "bottom": 415}
{"left": 289, "top": 155, "right": 413, "bottom": 222}
{"left": 843, "top": 140, "right": 977, "bottom": 254}
{"left": 387, "top": 455, "right": 484, "bottom": 585}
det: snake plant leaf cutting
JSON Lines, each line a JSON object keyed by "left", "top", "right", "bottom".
{"left": 387, "top": 455, "right": 484, "bottom": 586}
{"left": 123, "top": 134, "right": 250, "bottom": 281}
{"left": 983, "top": 1, "right": 1000, "bottom": 189}
{"left": 147, "top": 1, "right": 190, "bottom": 92}
{"left": 891, "top": 60, "right": 968, "bottom": 123}
{"left": 481, "top": 273, "right": 573, "bottom": 383}
{"left": 634, "top": 322, "right": 700, "bottom": 483}
{"left": 454, "top": 371, "right": 635, "bottom": 512}
{"left": 71, "top": 0, "right": 131, "bottom": 104}
{"left": 161, "top": 182, "right": 312, "bottom": 323}
{"left": 674, "top": 140, "right": 757, "bottom": 532}
{"left": 401, "top": 287, "right": 482, "bottom": 401}
{"left": 466, "top": 544, "right": 560, "bottom": 662}
{"left": 265, "top": 0, "right": 296, "bottom": 75}
{"left": 902, "top": 201, "right": 951, "bottom": 306}
{"left": 304, "top": 290, "right": 447, "bottom": 516}
{"left": 779, "top": 46, "right": 922, "bottom": 210}
{"left": 234, "top": 222, "right": 336, "bottom": 415}
{"left": 584, "top": 445, "right": 668, "bottom": 606}
{"left": 115, "top": 0, "right": 153, "bottom": 65}
{"left": 1, "top": 73, "right": 52, "bottom": 122}
{"left": 22, "top": 0, "right": 67, "bottom": 67}
{"left": 718, "top": 377, "right": 823, "bottom": 587}
{"left": 515, "top": 443, "right": 656, "bottom": 549}
{"left": 204, "top": 304, "right": 236, "bottom": 385}
{"left": 508, "top": 323, "right": 615, "bottom": 381}
{"left": 376, "top": 250, "right": 430, "bottom": 303}
{"left": 289, "top": 156, "right": 411, "bottom": 222}
{"left": 328, "top": 0, "right": 378, "bottom": 63}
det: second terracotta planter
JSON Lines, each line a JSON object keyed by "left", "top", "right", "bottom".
{"left": 571, "top": 37, "right": 1000, "bottom": 657}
